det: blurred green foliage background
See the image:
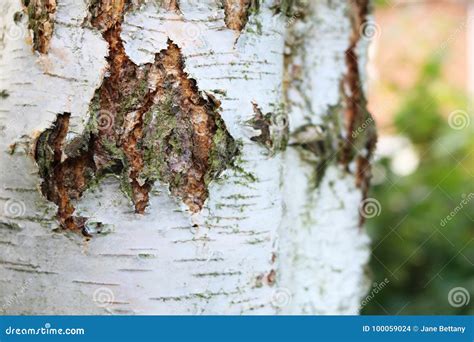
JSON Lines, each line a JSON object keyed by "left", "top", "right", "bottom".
{"left": 362, "top": 53, "right": 474, "bottom": 314}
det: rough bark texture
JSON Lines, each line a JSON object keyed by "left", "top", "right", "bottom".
{"left": 34, "top": 1, "right": 237, "bottom": 232}
{"left": 0, "top": 0, "right": 375, "bottom": 314}
{"left": 222, "top": 0, "right": 255, "bottom": 31}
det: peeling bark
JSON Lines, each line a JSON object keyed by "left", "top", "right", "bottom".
{"left": 341, "top": 1, "right": 377, "bottom": 165}
{"left": 341, "top": 0, "right": 377, "bottom": 224}
{"left": 247, "top": 101, "right": 288, "bottom": 154}
{"left": 22, "top": 0, "right": 57, "bottom": 53}
{"left": 34, "top": 113, "right": 95, "bottom": 232}
{"left": 222, "top": 0, "right": 258, "bottom": 31}
{"left": 140, "top": 43, "right": 237, "bottom": 213}
{"left": 33, "top": 0, "right": 237, "bottom": 232}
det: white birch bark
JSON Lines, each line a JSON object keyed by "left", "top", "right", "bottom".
{"left": 0, "top": 0, "right": 372, "bottom": 314}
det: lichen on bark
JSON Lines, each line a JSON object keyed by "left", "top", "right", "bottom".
{"left": 33, "top": 0, "right": 237, "bottom": 234}
{"left": 289, "top": 105, "right": 344, "bottom": 187}
{"left": 139, "top": 44, "right": 237, "bottom": 212}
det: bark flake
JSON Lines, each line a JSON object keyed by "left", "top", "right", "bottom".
{"left": 247, "top": 102, "right": 288, "bottom": 155}
{"left": 222, "top": 0, "right": 259, "bottom": 31}
{"left": 157, "top": 0, "right": 179, "bottom": 11}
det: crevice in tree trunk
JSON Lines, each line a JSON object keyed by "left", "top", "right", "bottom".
{"left": 33, "top": 0, "right": 237, "bottom": 234}
{"left": 342, "top": 0, "right": 377, "bottom": 225}
{"left": 34, "top": 113, "right": 96, "bottom": 232}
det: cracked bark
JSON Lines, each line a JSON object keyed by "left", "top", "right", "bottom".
{"left": 34, "top": 0, "right": 236, "bottom": 232}
{"left": 342, "top": 0, "right": 377, "bottom": 224}
{"left": 1, "top": 0, "right": 373, "bottom": 314}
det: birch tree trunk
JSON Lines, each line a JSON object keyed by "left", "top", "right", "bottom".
{"left": 0, "top": 0, "right": 376, "bottom": 315}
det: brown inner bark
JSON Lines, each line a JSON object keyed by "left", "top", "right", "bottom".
{"left": 342, "top": 0, "right": 377, "bottom": 225}
{"left": 34, "top": 0, "right": 236, "bottom": 233}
